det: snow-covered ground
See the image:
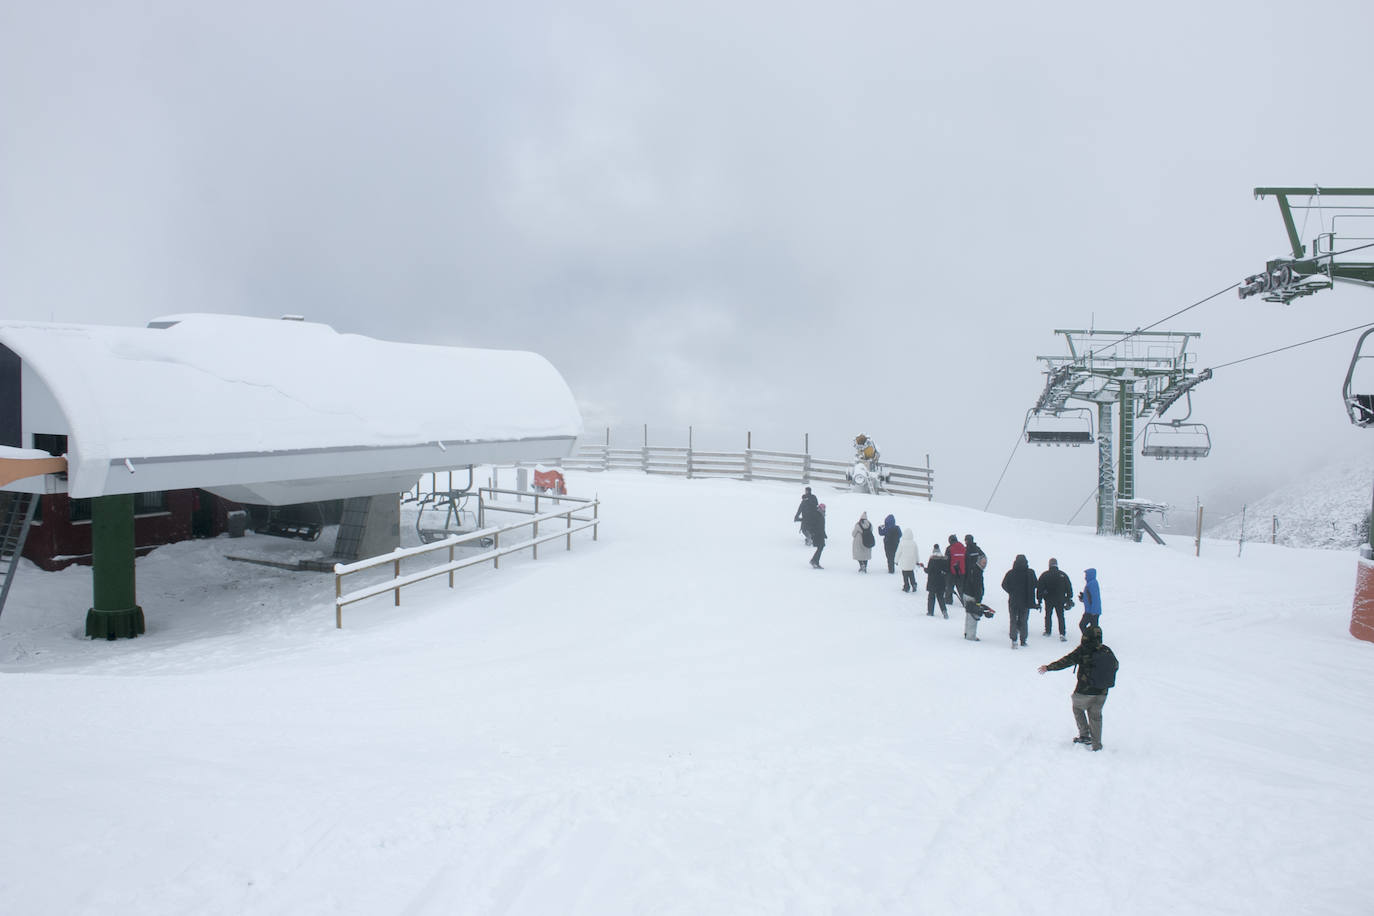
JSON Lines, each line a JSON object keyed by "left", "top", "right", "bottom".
{"left": 1, "top": 472, "right": 1371, "bottom": 915}
{"left": 1207, "top": 447, "right": 1373, "bottom": 550}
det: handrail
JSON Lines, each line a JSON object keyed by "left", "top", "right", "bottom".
{"left": 333, "top": 495, "right": 600, "bottom": 627}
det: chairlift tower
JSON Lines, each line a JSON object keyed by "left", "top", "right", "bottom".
{"left": 1024, "top": 329, "right": 1208, "bottom": 536}
{"left": 1238, "top": 185, "right": 1374, "bottom": 642}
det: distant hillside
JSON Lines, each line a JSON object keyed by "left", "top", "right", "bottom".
{"left": 1206, "top": 449, "right": 1373, "bottom": 550}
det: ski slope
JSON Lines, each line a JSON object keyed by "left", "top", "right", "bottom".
{"left": 1, "top": 472, "right": 1370, "bottom": 915}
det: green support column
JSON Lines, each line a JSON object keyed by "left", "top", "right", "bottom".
{"left": 85, "top": 494, "right": 145, "bottom": 639}
{"left": 1117, "top": 385, "right": 1136, "bottom": 535}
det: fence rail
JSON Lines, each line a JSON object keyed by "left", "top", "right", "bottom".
{"left": 563, "top": 444, "right": 933, "bottom": 499}
{"left": 333, "top": 487, "right": 599, "bottom": 627}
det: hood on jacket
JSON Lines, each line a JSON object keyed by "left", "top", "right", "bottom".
{"left": 1013, "top": 554, "right": 1028, "bottom": 570}
{"left": 1081, "top": 623, "right": 1103, "bottom": 648}
{"left": 1085, "top": 568, "right": 1098, "bottom": 581}
{"left": 884, "top": 514, "right": 896, "bottom": 528}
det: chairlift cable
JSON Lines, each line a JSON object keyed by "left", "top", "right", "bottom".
{"left": 1209, "top": 321, "right": 1374, "bottom": 371}
{"left": 983, "top": 428, "right": 1025, "bottom": 512}
{"left": 1082, "top": 281, "right": 1241, "bottom": 362}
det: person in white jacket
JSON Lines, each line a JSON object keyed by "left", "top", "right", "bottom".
{"left": 896, "top": 526, "right": 921, "bottom": 593}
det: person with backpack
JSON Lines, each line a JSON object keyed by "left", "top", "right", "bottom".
{"left": 1001, "top": 553, "right": 1038, "bottom": 649}
{"left": 923, "top": 544, "right": 949, "bottom": 617}
{"left": 896, "top": 526, "right": 921, "bottom": 593}
{"left": 1037, "top": 557, "right": 1074, "bottom": 641}
{"left": 852, "top": 512, "right": 875, "bottom": 572}
{"left": 944, "top": 535, "right": 966, "bottom": 605}
{"left": 1038, "top": 623, "right": 1117, "bottom": 751}
{"left": 1078, "top": 567, "right": 1102, "bottom": 633}
{"left": 878, "top": 514, "right": 902, "bottom": 574}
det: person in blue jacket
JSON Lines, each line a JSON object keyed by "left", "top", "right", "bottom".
{"left": 1078, "top": 568, "right": 1102, "bottom": 633}
{"left": 878, "top": 514, "right": 902, "bottom": 574}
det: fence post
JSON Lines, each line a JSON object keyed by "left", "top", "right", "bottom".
{"left": 604, "top": 426, "right": 611, "bottom": 471}
{"left": 533, "top": 518, "right": 539, "bottom": 560}
{"left": 336, "top": 574, "right": 343, "bottom": 629}
{"left": 494, "top": 531, "right": 500, "bottom": 568}
{"left": 687, "top": 425, "right": 693, "bottom": 479}
{"left": 745, "top": 446, "right": 753, "bottom": 481}
{"left": 642, "top": 423, "right": 649, "bottom": 473}
{"left": 448, "top": 545, "right": 455, "bottom": 587}
{"left": 566, "top": 510, "right": 572, "bottom": 550}
{"left": 1195, "top": 505, "right": 1204, "bottom": 557}
{"left": 1272, "top": 516, "right": 1278, "bottom": 544}
{"left": 393, "top": 557, "right": 402, "bottom": 606}
{"left": 802, "top": 452, "right": 811, "bottom": 484}
{"left": 594, "top": 498, "right": 599, "bottom": 541}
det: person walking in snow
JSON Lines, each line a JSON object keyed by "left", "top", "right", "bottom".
{"left": 794, "top": 487, "right": 818, "bottom": 546}
{"left": 963, "top": 596, "right": 993, "bottom": 641}
{"left": 852, "top": 512, "right": 875, "bottom": 572}
{"left": 1037, "top": 558, "right": 1074, "bottom": 641}
{"left": 1001, "top": 553, "right": 1038, "bottom": 649}
{"left": 878, "top": 514, "right": 902, "bottom": 574}
{"left": 896, "top": 526, "right": 920, "bottom": 593}
{"left": 1078, "top": 567, "right": 1102, "bottom": 633}
{"left": 945, "top": 535, "right": 966, "bottom": 604}
{"left": 923, "top": 544, "right": 949, "bottom": 617}
{"left": 803, "top": 500, "right": 827, "bottom": 568}
{"left": 1038, "top": 622, "right": 1113, "bottom": 751}
{"left": 962, "top": 535, "right": 987, "bottom": 603}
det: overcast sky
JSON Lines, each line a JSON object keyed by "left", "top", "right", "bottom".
{"left": 3, "top": 0, "right": 1371, "bottom": 526}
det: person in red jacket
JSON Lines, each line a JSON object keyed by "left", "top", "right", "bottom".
{"left": 945, "top": 534, "right": 966, "bottom": 604}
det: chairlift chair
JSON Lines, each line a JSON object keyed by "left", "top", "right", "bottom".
{"left": 1343, "top": 327, "right": 1374, "bottom": 428}
{"left": 1140, "top": 421, "right": 1212, "bottom": 460}
{"left": 1023, "top": 408, "right": 1095, "bottom": 446}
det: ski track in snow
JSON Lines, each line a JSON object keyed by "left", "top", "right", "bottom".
{"left": 1, "top": 472, "right": 1372, "bottom": 914}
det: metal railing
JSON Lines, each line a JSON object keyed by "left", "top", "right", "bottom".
{"left": 332, "top": 487, "right": 599, "bottom": 627}
{"left": 563, "top": 445, "right": 933, "bottom": 499}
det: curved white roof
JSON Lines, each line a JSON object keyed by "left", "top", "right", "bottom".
{"left": 0, "top": 315, "right": 582, "bottom": 502}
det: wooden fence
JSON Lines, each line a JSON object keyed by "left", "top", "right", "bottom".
{"left": 332, "top": 487, "right": 599, "bottom": 626}
{"left": 562, "top": 444, "right": 933, "bottom": 500}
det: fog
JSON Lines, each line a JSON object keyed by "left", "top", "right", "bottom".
{"left": 3, "top": 0, "right": 1371, "bottom": 524}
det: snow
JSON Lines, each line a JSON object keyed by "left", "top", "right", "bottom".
{"left": 1207, "top": 447, "right": 1373, "bottom": 550}
{"left": 0, "top": 315, "right": 582, "bottom": 497}
{"left": 1, "top": 471, "right": 1371, "bottom": 915}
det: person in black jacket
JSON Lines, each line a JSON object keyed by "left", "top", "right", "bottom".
{"left": 1001, "top": 553, "right": 1038, "bottom": 648}
{"left": 962, "top": 535, "right": 987, "bottom": 603}
{"left": 794, "top": 487, "right": 818, "bottom": 545}
{"left": 1036, "top": 557, "right": 1074, "bottom": 641}
{"left": 1038, "top": 623, "right": 1110, "bottom": 751}
{"left": 922, "top": 545, "right": 949, "bottom": 618}
{"left": 802, "top": 501, "right": 827, "bottom": 568}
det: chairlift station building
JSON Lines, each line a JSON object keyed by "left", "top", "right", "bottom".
{"left": 0, "top": 314, "right": 582, "bottom": 638}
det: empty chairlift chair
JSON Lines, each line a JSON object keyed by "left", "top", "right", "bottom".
{"left": 1344, "top": 327, "right": 1374, "bottom": 428}
{"left": 1023, "top": 408, "right": 1095, "bottom": 446}
{"left": 1140, "top": 421, "right": 1212, "bottom": 460}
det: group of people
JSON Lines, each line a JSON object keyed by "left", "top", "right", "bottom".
{"left": 790, "top": 487, "right": 1116, "bottom": 752}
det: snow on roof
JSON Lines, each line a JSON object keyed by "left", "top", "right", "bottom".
{"left": 0, "top": 315, "right": 582, "bottom": 499}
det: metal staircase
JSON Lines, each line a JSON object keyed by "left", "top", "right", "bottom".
{"left": 0, "top": 491, "right": 36, "bottom": 620}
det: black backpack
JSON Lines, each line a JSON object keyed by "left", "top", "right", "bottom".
{"left": 1085, "top": 645, "right": 1119, "bottom": 689}
{"left": 861, "top": 526, "right": 875, "bottom": 549}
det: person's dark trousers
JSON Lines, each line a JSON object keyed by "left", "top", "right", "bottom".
{"left": 901, "top": 570, "right": 917, "bottom": 592}
{"left": 927, "top": 590, "right": 947, "bottom": 617}
{"left": 1079, "top": 611, "right": 1099, "bottom": 633}
{"left": 810, "top": 545, "right": 824, "bottom": 567}
{"left": 1010, "top": 606, "right": 1030, "bottom": 644}
{"left": 885, "top": 548, "right": 897, "bottom": 574}
{"left": 1044, "top": 602, "right": 1067, "bottom": 636}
